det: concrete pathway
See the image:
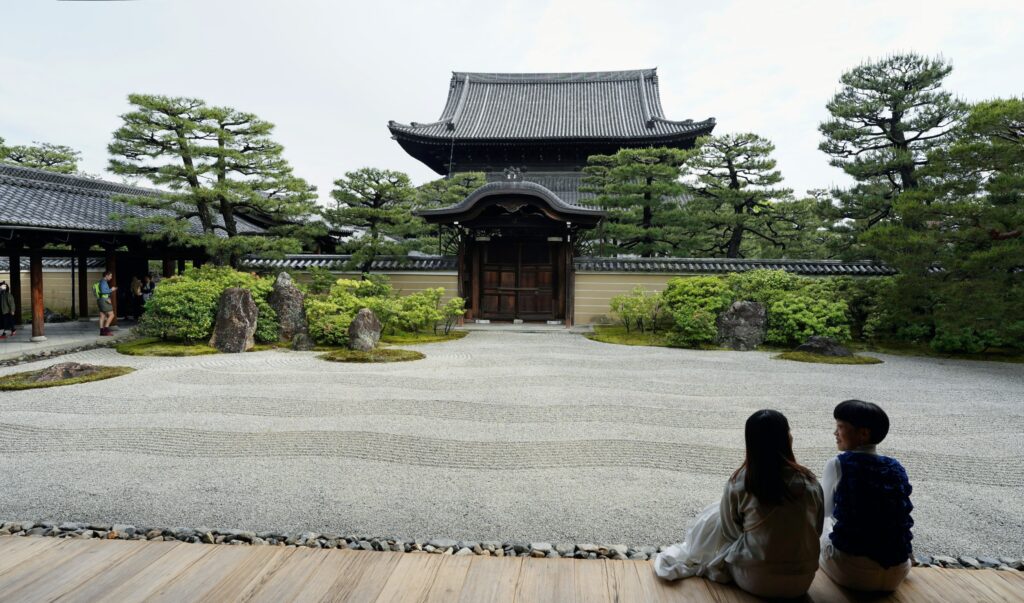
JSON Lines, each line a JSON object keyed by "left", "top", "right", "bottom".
{"left": 0, "top": 320, "right": 134, "bottom": 362}
{"left": 0, "top": 332, "right": 1021, "bottom": 557}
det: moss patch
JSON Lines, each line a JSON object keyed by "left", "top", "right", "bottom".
{"left": 116, "top": 337, "right": 219, "bottom": 357}
{"left": 585, "top": 324, "right": 672, "bottom": 347}
{"left": 321, "top": 348, "right": 425, "bottom": 363}
{"left": 380, "top": 330, "right": 468, "bottom": 345}
{"left": 851, "top": 341, "right": 1024, "bottom": 364}
{"left": 775, "top": 351, "right": 883, "bottom": 365}
{"left": 0, "top": 366, "right": 135, "bottom": 390}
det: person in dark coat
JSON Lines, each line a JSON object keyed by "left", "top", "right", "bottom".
{"left": 0, "top": 281, "right": 16, "bottom": 338}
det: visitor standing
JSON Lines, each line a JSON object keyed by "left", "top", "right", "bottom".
{"left": 129, "top": 275, "right": 143, "bottom": 320}
{"left": 654, "top": 410, "right": 823, "bottom": 598}
{"left": 0, "top": 281, "right": 15, "bottom": 339}
{"left": 819, "top": 400, "right": 913, "bottom": 591}
{"left": 140, "top": 274, "right": 155, "bottom": 315}
{"left": 95, "top": 271, "right": 117, "bottom": 336}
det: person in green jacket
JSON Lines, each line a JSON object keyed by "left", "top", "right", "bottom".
{"left": 0, "top": 281, "right": 15, "bottom": 339}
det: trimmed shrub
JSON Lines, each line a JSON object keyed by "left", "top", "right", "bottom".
{"left": 609, "top": 286, "right": 664, "bottom": 333}
{"left": 661, "top": 276, "right": 732, "bottom": 347}
{"left": 139, "top": 266, "right": 279, "bottom": 343}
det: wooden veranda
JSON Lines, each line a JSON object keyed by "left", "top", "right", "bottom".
{"left": 1, "top": 536, "right": 1021, "bottom": 602}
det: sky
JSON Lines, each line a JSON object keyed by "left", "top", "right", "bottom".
{"left": 2, "top": 0, "right": 1023, "bottom": 204}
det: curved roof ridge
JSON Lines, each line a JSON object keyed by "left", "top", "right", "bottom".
{"left": 450, "top": 69, "right": 657, "bottom": 84}
{"left": 0, "top": 163, "right": 163, "bottom": 198}
{"left": 415, "top": 180, "right": 605, "bottom": 218}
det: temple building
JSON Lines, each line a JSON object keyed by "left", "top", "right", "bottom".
{"left": 389, "top": 69, "right": 715, "bottom": 324}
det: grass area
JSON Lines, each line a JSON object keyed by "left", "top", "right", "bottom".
{"left": 320, "top": 348, "right": 425, "bottom": 363}
{"left": 380, "top": 330, "right": 468, "bottom": 345}
{"left": 850, "top": 341, "right": 1024, "bottom": 364}
{"left": 115, "top": 337, "right": 219, "bottom": 357}
{"left": 585, "top": 324, "right": 672, "bottom": 347}
{"left": 0, "top": 366, "right": 135, "bottom": 390}
{"left": 775, "top": 351, "right": 883, "bottom": 365}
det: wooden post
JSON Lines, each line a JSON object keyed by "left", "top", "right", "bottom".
{"left": 177, "top": 258, "right": 186, "bottom": 274}
{"left": 8, "top": 251, "right": 22, "bottom": 326}
{"left": 564, "top": 239, "right": 574, "bottom": 328}
{"left": 77, "top": 249, "right": 90, "bottom": 320}
{"left": 105, "top": 249, "right": 118, "bottom": 327}
{"left": 162, "top": 258, "right": 174, "bottom": 278}
{"left": 30, "top": 251, "right": 46, "bottom": 341}
{"left": 470, "top": 243, "right": 481, "bottom": 321}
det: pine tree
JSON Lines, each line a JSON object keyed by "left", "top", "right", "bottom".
{"left": 819, "top": 54, "right": 966, "bottom": 235}
{"left": 327, "top": 168, "right": 417, "bottom": 273}
{"left": 411, "top": 172, "right": 486, "bottom": 255}
{"left": 0, "top": 136, "right": 81, "bottom": 174}
{"left": 108, "top": 94, "right": 318, "bottom": 265}
{"left": 683, "top": 133, "right": 799, "bottom": 257}
{"left": 583, "top": 147, "right": 694, "bottom": 257}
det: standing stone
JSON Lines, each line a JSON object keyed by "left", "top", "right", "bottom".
{"left": 291, "top": 332, "right": 315, "bottom": 351}
{"left": 209, "top": 288, "right": 259, "bottom": 353}
{"left": 795, "top": 335, "right": 852, "bottom": 357}
{"left": 348, "top": 308, "right": 381, "bottom": 352}
{"left": 716, "top": 301, "right": 767, "bottom": 351}
{"left": 268, "top": 272, "right": 307, "bottom": 342}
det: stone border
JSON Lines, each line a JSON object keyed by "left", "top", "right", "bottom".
{"left": 1, "top": 522, "right": 1020, "bottom": 571}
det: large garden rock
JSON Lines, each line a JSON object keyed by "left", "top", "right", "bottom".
{"left": 31, "top": 362, "right": 100, "bottom": 383}
{"left": 291, "top": 332, "right": 315, "bottom": 351}
{"left": 716, "top": 301, "right": 766, "bottom": 351}
{"left": 209, "top": 288, "right": 258, "bottom": 353}
{"left": 268, "top": 272, "right": 307, "bottom": 342}
{"left": 348, "top": 308, "right": 381, "bottom": 352}
{"left": 795, "top": 336, "right": 852, "bottom": 357}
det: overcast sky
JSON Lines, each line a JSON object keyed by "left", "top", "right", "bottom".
{"left": 3, "top": 0, "right": 1022, "bottom": 203}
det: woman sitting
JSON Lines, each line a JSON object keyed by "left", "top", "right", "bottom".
{"left": 820, "top": 400, "right": 913, "bottom": 592}
{"left": 654, "top": 409, "right": 824, "bottom": 599}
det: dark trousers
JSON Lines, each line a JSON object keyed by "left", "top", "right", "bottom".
{"left": 1, "top": 313, "right": 14, "bottom": 333}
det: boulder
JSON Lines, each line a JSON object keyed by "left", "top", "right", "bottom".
{"left": 716, "top": 301, "right": 767, "bottom": 351}
{"left": 348, "top": 308, "right": 381, "bottom": 352}
{"left": 209, "top": 288, "right": 258, "bottom": 353}
{"left": 268, "top": 272, "right": 307, "bottom": 341}
{"left": 31, "top": 362, "right": 101, "bottom": 383}
{"left": 43, "top": 307, "right": 71, "bottom": 323}
{"left": 291, "top": 332, "right": 315, "bottom": 351}
{"left": 795, "top": 335, "right": 852, "bottom": 357}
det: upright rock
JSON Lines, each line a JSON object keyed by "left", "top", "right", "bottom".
{"left": 717, "top": 301, "right": 767, "bottom": 351}
{"left": 348, "top": 308, "right": 381, "bottom": 352}
{"left": 209, "top": 288, "right": 258, "bottom": 353}
{"left": 795, "top": 336, "right": 852, "bottom": 357}
{"left": 268, "top": 272, "right": 307, "bottom": 342}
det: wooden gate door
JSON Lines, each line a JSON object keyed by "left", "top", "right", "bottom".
{"left": 479, "top": 240, "right": 557, "bottom": 321}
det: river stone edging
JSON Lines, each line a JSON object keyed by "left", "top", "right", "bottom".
{"left": 0, "top": 521, "right": 1020, "bottom": 570}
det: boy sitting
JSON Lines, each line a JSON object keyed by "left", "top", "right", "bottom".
{"left": 820, "top": 399, "right": 914, "bottom": 591}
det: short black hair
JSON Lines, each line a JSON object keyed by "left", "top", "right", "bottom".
{"left": 834, "top": 399, "right": 890, "bottom": 444}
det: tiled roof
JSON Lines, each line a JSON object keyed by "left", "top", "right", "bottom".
{"left": 389, "top": 69, "right": 715, "bottom": 142}
{"left": 0, "top": 257, "right": 106, "bottom": 270}
{"left": 574, "top": 257, "right": 896, "bottom": 275}
{"left": 0, "top": 164, "right": 265, "bottom": 236}
{"left": 416, "top": 180, "right": 605, "bottom": 219}
{"left": 242, "top": 254, "right": 457, "bottom": 271}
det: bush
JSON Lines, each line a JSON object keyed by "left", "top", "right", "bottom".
{"left": 609, "top": 286, "right": 664, "bottom": 333}
{"left": 306, "top": 266, "right": 337, "bottom": 295}
{"left": 138, "top": 266, "right": 279, "bottom": 343}
{"left": 725, "top": 271, "right": 851, "bottom": 346}
{"left": 303, "top": 275, "right": 465, "bottom": 345}
{"left": 661, "top": 276, "right": 732, "bottom": 347}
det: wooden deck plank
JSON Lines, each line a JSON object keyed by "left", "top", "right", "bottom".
{"left": 286, "top": 548, "right": 359, "bottom": 602}
{"left": 197, "top": 545, "right": 295, "bottom": 602}
{"left": 55, "top": 541, "right": 186, "bottom": 603}
{"left": 457, "top": 555, "right": 523, "bottom": 603}
{"left": 372, "top": 551, "right": 444, "bottom": 602}
{"left": 329, "top": 551, "right": 404, "bottom": 603}
{"left": 630, "top": 560, "right": 724, "bottom": 602}
{"left": 515, "top": 557, "right": 576, "bottom": 602}
{"left": 145, "top": 542, "right": 262, "bottom": 602}
{"left": 92, "top": 540, "right": 216, "bottom": 603}
{"left": 947, "top": 568, "right": 1024, "bottom": 602}
{"left": 2, "top": 538, "right": 145, "bottom": 603}
{"left": 247, "top": 546, "right": 329, "bottom": 603}
{"left": 0, "top": 539, "right": 96, "bottom": 592}
{"left": 423, "top": 555, "right": 473, "bottom": 603}
{"left": 574, "top": 558, "right": 612, "bottom": 603}
{"left": 0, "top": 537, "right": 65, "bottom": 576}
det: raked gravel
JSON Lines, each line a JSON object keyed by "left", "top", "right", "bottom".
{"left": 0, "top": 331, "right": 1021, "bottom": 557}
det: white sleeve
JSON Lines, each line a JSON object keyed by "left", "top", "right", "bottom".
{"left": 821, "top": 457, "right": 841, "bottom": 533}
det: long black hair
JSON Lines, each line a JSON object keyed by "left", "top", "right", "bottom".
{"left": 732, "top": 409, "right": 816, "bottom": 505}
